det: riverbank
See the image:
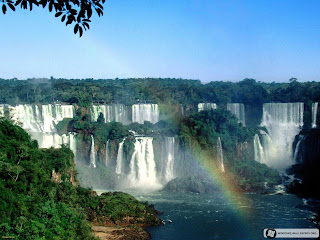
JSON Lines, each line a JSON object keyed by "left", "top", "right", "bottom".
{"left": 87, "top": 191, "right": 163, "bottom": 240}
{"left": 92, "top": 226, "right": 151, "bottom": 240}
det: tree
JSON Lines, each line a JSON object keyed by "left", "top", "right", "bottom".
{"left": 1, "top": 0, "right": 106, "bottom": 37}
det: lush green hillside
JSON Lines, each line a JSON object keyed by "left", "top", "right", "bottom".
{"left": 176, "top": 109, "right": 281, "bottom": 192}
{"left": 0, "top": 119, "right": 162, "bottom": 239}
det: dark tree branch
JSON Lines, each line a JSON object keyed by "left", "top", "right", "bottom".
{"left": 1, "top": 0, "right": 105, "bottom": 37}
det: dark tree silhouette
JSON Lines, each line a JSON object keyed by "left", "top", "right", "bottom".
{"left": 1, "top": 0, "right": 105, "bottom": 37}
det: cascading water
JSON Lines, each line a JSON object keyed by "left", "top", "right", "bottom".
{"left": 216, "top": 137, "right": 225, "bottom": 173}
{"left": 69, "top": 133, "right": 77, "bottom": 163}
{"left": 132, "top": 104, "right": 159, "bottom": 124}
{"left": 33, "top": 132, "right": 77, "bottom": 162}
{"left": 227, "top": 103, "right": 246, "bottom": 126}
{"left": 14, "top": 104, "right": 43, "bottom": 132}
{"left": 90, "top": 135, "right": 96, "bottom": 168}
{"left": 42, "top": 104, "right": 55, "bottom": 132}
{"left": 312, "top": 102, "right": 318, "bottom": 128}
{"left": 115, "top": 139, "right": 125, "bottom": 174}
{"left": 55, "top": 105, "right": 74, "bottom": 122}
{"left": 180, "top": 104, "right": 185, "bottom": 116}
{"left": 128, "top": 137, "right": 161, "bottom": 189}
{"left": 198, "top": 103, "right": 217, "bottom": 112}
{"left": 91, "top": 104, "right": 130, "bottom": 125}
{"left": 260, "top": 103, "right": 304, "bottom": 169}
{"left": 253, "top": 134, "right": 265, "bottom": 163}
{"left": 11, "top": 104, "right": 74, "bottom": 133}
{"left": 163, "top": 137, "right": 175, "bottom": 182}
{"left": 33, "top": 132, "right": 75, "bottom": 149}
{"left": 0, "top": 105, "right": 4, "bottom": 117}
{"left": 105, "top": 140, "right": 110, "bottom": 166}
{"left": 8, "top": 104, "right": 77, "bottom": 161}
{"left": 293, "top": 136, "right": 304, "bottom": 164}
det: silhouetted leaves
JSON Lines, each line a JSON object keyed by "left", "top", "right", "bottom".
{"left": 2, "top": 4, "right": 7, "bottom": 14}
{"left": 55, "top": 11, "right": 62, "bottom": 17}
{"left": 1, "top": 0, "right": 106, "bottom": 37}
{"left": 74, "top": 23, "right": 79, "bottom": 34}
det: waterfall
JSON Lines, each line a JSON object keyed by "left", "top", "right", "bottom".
{"left": 216, "top": 137, "right": 225, "bottom": 173}
{"left": 198, "top": 103, "right": 217, "bottom": 112}
{"left": 128, "top": 137, "right": 160, "bottom": 189}
{"left": 253, "top": 134, "right": 265, "bottom": 163}
{"left": 105, "top": 140, "right": 110, "bottom": 166}
{"left": 260, "top": 103, "right": 304, "bottom": 169}
{"left": 3, "top": 104, "right": 76, "bottom": 160}
{"left": 0, "top": 105, "right": 4, "bottom": 117}
{"left": 91, "top": 104, "right": 130, "bottom": 125}
{"left": 163, "top": 137, "right": 175, "bottom": 182}
{"left": 132, "top": 104, "right": 159, "bottom": 124}
{"left": 115, "top": 139, "right": 125, "bottom": 174}
{"left": 293, "top": 136, "right": 304, "bottom": 164}
{"left": 14, "top": 105, "right": 43, "bottom": 132}
{"left": 180, "top": 104, "right": 185, "bottom": 116}
{"left": 227, "top": 103, "right": 246, "bottom": 126}
{"left": 12, "top": 104, "right": 74, "bottom": 133}
{"left": 91, "top": 105, "right": 106, "bottom": 122}
{"left": 312, "top": 102, "right": 318, "bottom": 128}
{"left": 89, "top": 135, "right": 96, "bottom": 168}
{"left": 33, "top": 132, "right": 76, "bottom": 158}
{"left": 70, "top": 134, "right": 77, "bottom": 163}
{"left": 55, "top": 104, "right": 74, "bottom": 122}
{"left": 42, "top": 104, "right": 55, "bottom": 132}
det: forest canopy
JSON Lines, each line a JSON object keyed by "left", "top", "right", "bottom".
{"left": 0, "top": 77, "right": 319, "bottom": 107}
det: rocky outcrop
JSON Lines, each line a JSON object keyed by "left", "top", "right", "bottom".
{"left": 287, "top": 129, "right": 320, "bottom": 198}
{"left": 163, "top": 176, "right": 219, "bottom": 193}
{"left": 51, "top": 169, "right": 78, "bottom": 186}
{"left": 51, "top": 169, "right": 62, "bottom": 184}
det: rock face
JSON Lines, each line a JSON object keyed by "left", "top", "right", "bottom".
{"left": 287, "top": 129, "right": 320, "bottom": 198}
{"left": 51, "top": 169, "right": 62, "bottom": 184}
{"left": 51, "top": 169, "right": 77, "bottom": 186}
{"left": 163, "top": 176, "right": 219, "bottom": 193}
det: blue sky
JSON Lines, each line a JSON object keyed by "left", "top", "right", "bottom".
{"left": 0, "top": 0, "right": 320, "bottom": 82}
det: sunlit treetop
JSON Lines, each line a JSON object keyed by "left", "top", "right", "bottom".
{"left": 1, "top": 0, "right": 105, "bottom": 37}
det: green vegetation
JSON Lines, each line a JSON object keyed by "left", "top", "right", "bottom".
{"left": 232, "top": 160, "right": 281, "bottom": 191}
{"left": 179, "top": 109, "right": 254, "bottom": 150}
{"left": 1, "top": 77, "right": 319, "bottom": 107}
{"left": 177, "top": 109, "right": 281, "bottom": 192}
{"left": 0, "top": 119, "right": 161, "bottom": 239}
{"left": 1, "top": 77, "right": 318, "bottom": 127}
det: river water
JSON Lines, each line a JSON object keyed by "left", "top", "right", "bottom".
{"left": 95, "top": 189, "right": 316, "bottom": 240}
{"left": 134, "top": 191, "right": 316, "bottom": 240}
